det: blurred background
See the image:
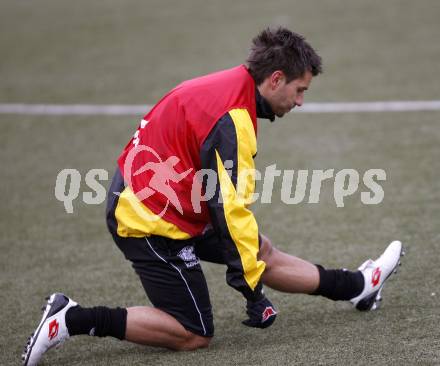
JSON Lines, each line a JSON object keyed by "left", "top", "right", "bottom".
{"left": 1, "top": 1, "right": 439, "bottom": 365}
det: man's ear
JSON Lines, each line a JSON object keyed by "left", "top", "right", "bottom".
{"left": 270, "top": 71, "right": 284, "bottom": 90}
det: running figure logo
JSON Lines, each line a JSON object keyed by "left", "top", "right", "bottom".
{"left": 134, "top": 155, "right": 192, "bottom": 215}
{"left": 123, "top": 143, "right": 193, "bottom": 220}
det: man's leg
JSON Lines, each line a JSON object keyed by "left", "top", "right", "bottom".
{"left": 258, "top": 234, "right": 364, "bottom": 301}
{"left": 110, "top": 234, "right": 214, "bottom": 347}
{"left": 125, "top": 307, "right": 210, "bottom": 350}
{"left": 65, "top": 304, "right": 210, "bottom": 351}
{"left": 194, "top": 230, "right": 362, "bottom": 300}
{"left": 258, "top": 234, "right": 403, "bottom": 309}
{"left": 23, "top": 297, "right": 211, "bottom": 366}
{"left": 64, "top": 232, "right": 213, "bottom": 351}
{"left": 23, "top": 235, "right": 214, "bottom": 366}
{"left": 258, "top": 238, "right": 320, "bottom": 294}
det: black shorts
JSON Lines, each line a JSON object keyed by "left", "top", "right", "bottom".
{"left": 110, "top": 230, "right": 226, "bottom": 338}
{"left": 106, "top": 168, "right": 241, "bottom": 338}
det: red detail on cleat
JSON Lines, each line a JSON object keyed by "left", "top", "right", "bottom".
{"left": 262, "top": 306, "right": 276, "bottom": 323}
{"left": 371, "top": 267, "right": 381, "bottom": 287}
{"left": 48, "top": 319, "right": 59, "bottom": 340}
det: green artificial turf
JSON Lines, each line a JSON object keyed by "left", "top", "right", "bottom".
{"left": 1, "top": 1, "right": 439, "bottom": 364}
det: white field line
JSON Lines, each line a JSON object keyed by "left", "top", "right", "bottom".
{"left": 0, "top": 101, "right": 440, "bottom": 116}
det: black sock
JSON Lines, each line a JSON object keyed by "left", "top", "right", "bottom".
{"left": 65, "top": 305, "right": 127, "bottom": 340}
{"left": 312, "top": 265, "right": 364, "bottom": 301}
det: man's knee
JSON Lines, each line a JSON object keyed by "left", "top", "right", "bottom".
{"left": 258, "top": 233, "right": 274, "bottom": 262}
{"left": 175, "top": 331, "right": 212, "bottom": 351}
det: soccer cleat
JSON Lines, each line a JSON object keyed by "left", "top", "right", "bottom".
{"left": 22, "top": 293, "right": 77, "bottom": 366}
{"left": 350, "top": 240, "right": 404, "bottom": 311}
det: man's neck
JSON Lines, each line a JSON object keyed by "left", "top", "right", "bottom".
{"left": 255, "top": 88, "right": 275, "bottom": 122}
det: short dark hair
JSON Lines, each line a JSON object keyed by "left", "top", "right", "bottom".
{"left": 246, "top": 27, "right": 322, "bottom": 85}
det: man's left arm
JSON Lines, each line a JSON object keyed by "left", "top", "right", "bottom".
{"left": 199, "top": 109, "right": 277, "bottom": 328}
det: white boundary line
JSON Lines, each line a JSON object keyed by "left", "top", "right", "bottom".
{"left": 0, "top": 104, "right": 147, "bottom": 116}
{"left": 298, "top": 101, "right": 440, "bottom": 113}
{"left": 1, "top": 101, "right": 440, "bottom": 116}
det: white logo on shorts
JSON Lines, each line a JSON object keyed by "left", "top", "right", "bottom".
{"left": 178, "top": 245, "right": 200, "bottom": 268}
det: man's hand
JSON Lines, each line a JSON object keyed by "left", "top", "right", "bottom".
{"left": 242, "top": 296, "right": 277, "bottom": 329}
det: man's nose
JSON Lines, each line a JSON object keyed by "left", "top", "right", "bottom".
{"left": 295, "top": 94, "right": 304, "bottom": 107}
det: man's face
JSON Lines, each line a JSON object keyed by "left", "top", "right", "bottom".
{"left": 265, "top": 70, "right": 313, "bottom": 117}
